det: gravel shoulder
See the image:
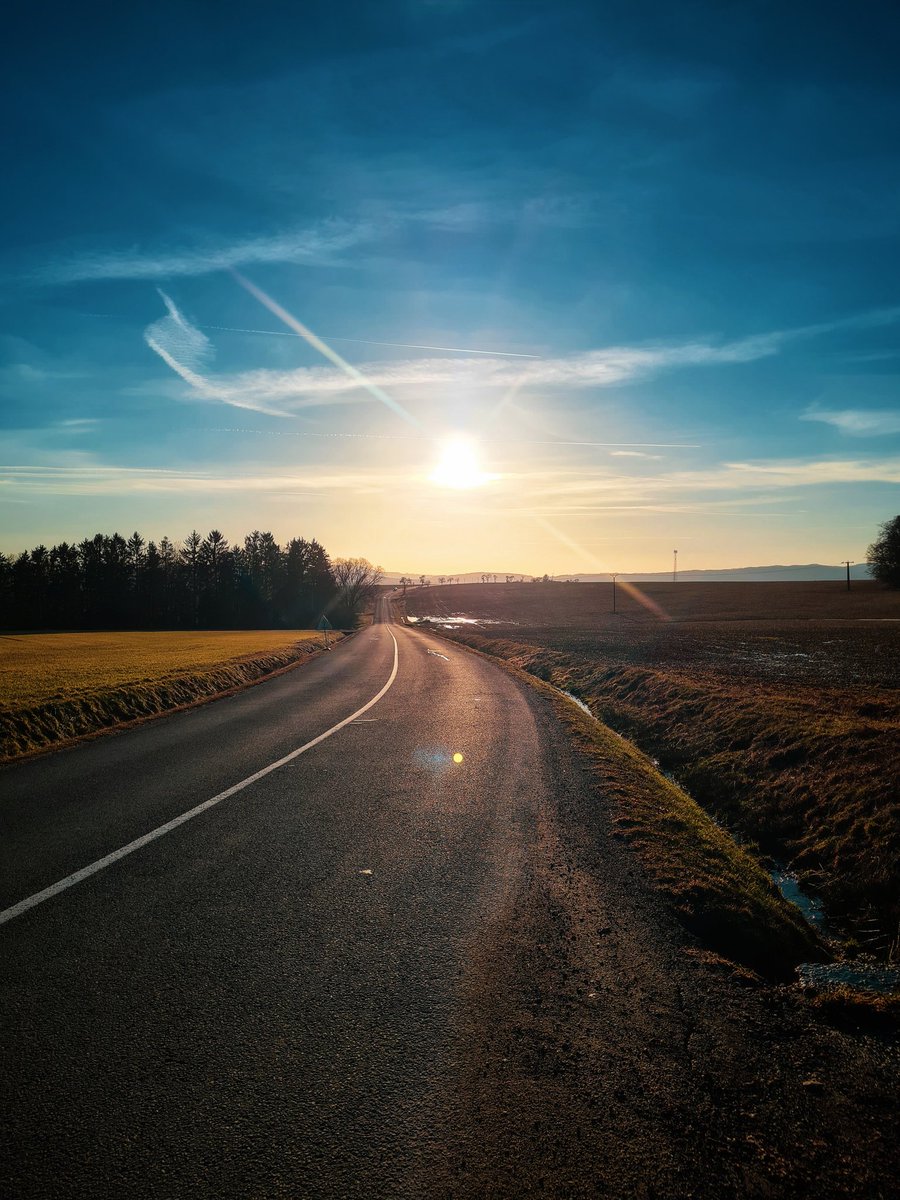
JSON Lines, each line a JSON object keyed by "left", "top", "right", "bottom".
{"left": 437, "top": 655, "right": 899, "bottom": 1199}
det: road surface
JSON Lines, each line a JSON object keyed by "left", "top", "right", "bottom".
{"left": 1, "top": 598, "right": 897, "bottom": 1197}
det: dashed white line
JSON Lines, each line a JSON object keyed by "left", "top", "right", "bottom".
{"left": 0, "top": 627, "right": 399, "bottom": 928}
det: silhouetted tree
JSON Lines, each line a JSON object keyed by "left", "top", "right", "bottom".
{"left": 868, "top": 515, "right": 900, "bottom": 587}
{"left": 0, "top": 526, "right": 341, "bottom": 631}
{"left": 332, "top": 558, "right": 383, "bottom": 624}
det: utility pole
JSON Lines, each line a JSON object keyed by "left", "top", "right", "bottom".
{"left": 842, "top": 560, "right": 853, "bottom": 592}
{"left": 610, "top": 572, "right": 619, "bottom": 614}
{"left": 673, "top": 549, "right": 678, "bottom": 582}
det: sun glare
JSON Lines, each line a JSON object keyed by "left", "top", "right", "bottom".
{"left": 429, "top": 436, "right": 490, "bottom": 489}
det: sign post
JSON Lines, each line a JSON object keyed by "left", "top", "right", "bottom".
{"left": 316, "top": 615, "right": 333, "bottom": 649}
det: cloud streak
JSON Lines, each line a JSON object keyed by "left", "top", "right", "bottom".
{"left": 3, "top": 456, "right": 896, "bottom": 510}
{"left": 144, "top": 317, "right": 786, "bottom": 417}
{"left": 34, "top": 221, "right": 370, "bottom": 285}
{"left": 800, "top": 407, "right": 900, "bottom": 436}
{"left": 144, "top": 291, "right": 296, "bottom": 417}
{"left": 141, "top": 288, "right": 900, "bottom": 427}
{"left": 144, "top": 290, "right": 212, "bottom": 373}
{"left": 201, "top": 323, "right": 541, "bottom": 358}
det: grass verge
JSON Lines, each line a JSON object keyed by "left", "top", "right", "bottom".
{"left": 0, "top": 630, "right": 341, "bottom": 760}
{"left": 422, "top": 624, "right": 898, "bottom": 959}
{"left": 431, "top": 629, "right": 824, "bottom": 980}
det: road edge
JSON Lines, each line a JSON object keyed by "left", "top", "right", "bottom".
{"left": 1, "top": 630, "right": 357, "bottom": 768}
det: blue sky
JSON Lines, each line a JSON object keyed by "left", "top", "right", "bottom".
{"left": 2, "top": 0, "right": 899, "bottom": 573}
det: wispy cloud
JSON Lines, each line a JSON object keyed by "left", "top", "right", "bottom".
{"left": 0, "top": 362, "right": 87, "bottom": 386}
{"left": 145, "top": 290, "right": 212, "bottom": 374}
{"left": 800, "top": 407, "right": 900, "bottom": 436}
{"left": 144, "top": 292, "right": 299, "bottom": 418}
{"left": 201, "top": 322, "right": 540, "bottom": 358}
{"left": 3, "top": 456, "right": 896, "bottom": 512}
{"left": 57, "top": 418, "right": 100, "bottom": 434}
{"left": 143, "top": 321, "right": 784, "bottom": 417}
{"left": 793, "top": 306, "right": 900, "bottom": 340}
{"left": 0, "top": 464, "right": 411, "bottom": 497}
{"left": 609, "top": 450, "right": 663, "bottom": 459}
{"left": 524, "top": 457, "right": 900, "bottom": 513}
{"left": 34, "top": 220, "right": 370, "bottom": 285}
{"left": 232, "top": 271, "right": 420, "bottom": 426}
{"left": 140, "top": 286, "right": 900, "bottom": 425}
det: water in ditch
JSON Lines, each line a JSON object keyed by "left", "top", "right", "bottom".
{"left": 557, "top": 687, "right": 899, "bottom": 996}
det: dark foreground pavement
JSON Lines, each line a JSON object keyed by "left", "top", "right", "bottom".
{"left": 1, "top": 600, "right": 897, "bottom": 1197}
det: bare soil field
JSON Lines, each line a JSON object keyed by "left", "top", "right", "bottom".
{"left": 403, "top": 583, "right": 900, "bottom": 962}
{"left": 404, "top": 581, "right": 900, "bottom": 688}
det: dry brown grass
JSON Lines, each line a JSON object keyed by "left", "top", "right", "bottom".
{"left": 404, "top": 583, "right": 900, "bottom": 956}
{"left": 0, "top": 630, "right": 338, "bottom": 759}
{"left": 540, "top": 679, "right": 823, "bottom": 977}
{"left": 438, "top": 635, "right": 823, "bottom": 978}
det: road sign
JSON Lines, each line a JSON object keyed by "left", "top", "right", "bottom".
{"left": 317, "top": 616, "right": 332, "bottom": 630}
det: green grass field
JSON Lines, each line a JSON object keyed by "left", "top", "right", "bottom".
{"left": 0, "top": 630, "right": 327, "bottom": 709}
{"left": 0, "top": 630, "right": 337, "bottom": 759}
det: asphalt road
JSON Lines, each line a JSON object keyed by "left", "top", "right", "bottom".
{"left": 2, "top": 598, "right": 898, "bottom": 1198}
{"left": 0, "top": 598, "right": 552, "bottom": 1196}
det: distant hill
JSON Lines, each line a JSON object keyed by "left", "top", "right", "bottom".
{"left": 383, "top": 564, "right": 873, "bottom": 585}
{"left": 564, "top": 564, "right": 874, "bottom": 583}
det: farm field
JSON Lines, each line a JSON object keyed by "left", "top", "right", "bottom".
{"left": 0, "top": 630, "right": 327, "bottom": 709}
{"left": 0, "top": 630, "right": 336, "bottom": 759}
{"left": 403, "top": 582, "right": 900, "bottom": 961}
{"left": 403, "top": 580, "right": 900, "bottom": 688}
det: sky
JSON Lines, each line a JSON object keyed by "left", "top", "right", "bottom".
{"left": 2, "top": 0, "right": 899, "bottom": 575}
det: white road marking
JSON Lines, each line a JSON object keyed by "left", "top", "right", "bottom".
{"left": 0, "top": 627, "right": 400, "bottom": 928}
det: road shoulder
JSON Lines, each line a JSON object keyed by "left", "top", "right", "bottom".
{"left": 428, "top": 646, "right": 900, "bottom": 1198}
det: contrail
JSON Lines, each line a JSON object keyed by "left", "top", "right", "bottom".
{"left": 201, "top": 323, "right": 541, "bottom": 358}
{"left": 230, "top": 271, "right": 420, "bottom": 427}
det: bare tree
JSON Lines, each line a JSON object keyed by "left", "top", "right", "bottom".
{"left": 332, "top": 557, "right": 384, "bottom": 621}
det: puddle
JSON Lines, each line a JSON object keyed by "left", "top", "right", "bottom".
{"left": 561, "top": 689, "right": 593, "bottom": 717}
{"left": 407, "top": 615, "right": 511, "bottom": 627}
{"left": 553, "top": 681, "right": 897, "bottom": 996}
{"left": 769, "top": 865, "right": 827, "bottom": 930}
{"left": 797, "top": 962, "right": 900, "bottom": 994}
{"left": 769, "top": 865, "right": 898, "bottom": 995}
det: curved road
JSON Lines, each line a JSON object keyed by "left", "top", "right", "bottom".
{"left": 0, "top": 598, "right": 552, "bottom": 1196}
{"left": 2, "top": 598, "right": 897, "bottom": 1198}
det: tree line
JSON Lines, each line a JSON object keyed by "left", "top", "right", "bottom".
{"left": 0, "top": 529, "right": 382, "bottom": 630}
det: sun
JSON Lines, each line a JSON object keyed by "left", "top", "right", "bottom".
{"left": 429, "top": 436, "right": 490, "bottom": 489}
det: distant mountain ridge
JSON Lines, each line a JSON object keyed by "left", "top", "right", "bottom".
{"left": 565, "top": 563, "right": 874, "bottom": 583}
{"left": 383, "top": 564, "right": 874, "bottom": 585}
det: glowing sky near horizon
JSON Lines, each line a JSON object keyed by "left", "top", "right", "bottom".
{"left": 2, "top": 2, "right": 899, "bottom": 574}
